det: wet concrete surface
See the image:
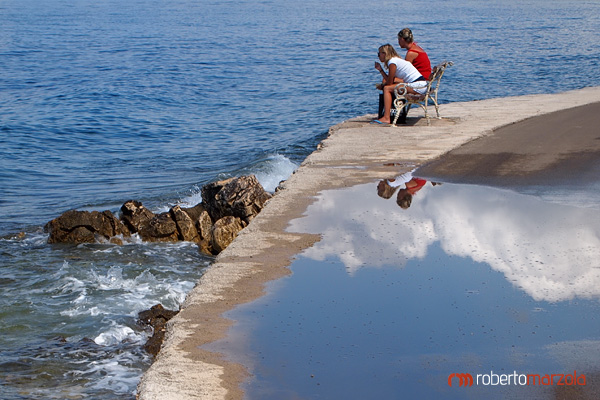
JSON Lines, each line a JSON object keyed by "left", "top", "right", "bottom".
{"left": 210, "top": 178, "right": 600, "bottom": 399}
{"left": 416, "top": 102, "right": 600, "bottom": 189}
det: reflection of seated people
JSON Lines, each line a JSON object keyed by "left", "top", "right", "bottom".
{"left": 377, "top": 171, "right": 440, "bottom": 209}
{"left": 377, "top": 178, "right": 402, "bottom": 199}
{"left": 396, "top": 177, "right": 427, "bottom": 209}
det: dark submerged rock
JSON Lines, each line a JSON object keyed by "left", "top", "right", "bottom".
{"left": 138, "top": 304, "right": 179, "bottom": 357}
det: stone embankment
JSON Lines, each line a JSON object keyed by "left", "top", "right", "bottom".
{"left": 44, "top": 175, "right": 271, "bottom": 256}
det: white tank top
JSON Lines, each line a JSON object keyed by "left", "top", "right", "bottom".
{"left": 388, "top": 57, "right": 422, "bottom": 83}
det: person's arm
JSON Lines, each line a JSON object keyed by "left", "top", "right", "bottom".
{"left": 375, "top": 62, "right": 388, "bottom": 81}
{"left": 385, "top": 63, "right": 397, "bottom": 86}
{"left": 405, "top": 50, "right": 418, "bottom": 64}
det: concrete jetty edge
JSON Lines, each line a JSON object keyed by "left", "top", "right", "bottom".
{"left": 137, "top": 86, "right": 600, "bottom": 400}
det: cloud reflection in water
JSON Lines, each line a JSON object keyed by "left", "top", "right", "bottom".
{"left": 287, "top": 181, "right": 600, "bottom": 303}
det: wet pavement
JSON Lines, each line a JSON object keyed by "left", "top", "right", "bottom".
{"left": 210, "top": 178, "right": 600, "bottom": 399}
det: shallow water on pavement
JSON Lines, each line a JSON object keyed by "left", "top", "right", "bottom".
{"left": 212, "top": 178, "right": 600, "bottom": 399}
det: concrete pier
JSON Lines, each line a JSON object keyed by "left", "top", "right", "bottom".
{"left": 137, "top": 86, "right": 600, "bottom": 400}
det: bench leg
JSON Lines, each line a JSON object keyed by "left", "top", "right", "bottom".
{"left": 391, "top": 99, "right": 407, "bottom": 126}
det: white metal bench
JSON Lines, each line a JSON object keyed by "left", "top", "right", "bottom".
{"left": 392, "top": 61, "right": 453, "bottom": 126}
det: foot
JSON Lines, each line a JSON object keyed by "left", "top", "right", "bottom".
{"left": 374, "top": 118, "right": 390, "bottom": 124}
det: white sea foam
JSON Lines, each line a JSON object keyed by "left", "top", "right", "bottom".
{"left": 84, "top": 351, "right": 149, "bottom": 396}
{"left": 178, "top": 185, "right": 204, "bottom": 209}
{"left": 251, "top": 154, "right": 298, "bottom": 193}
{"left": 94, "top": 325, "right": 140, "bottom": 346}
{"left": 56, "top": 263, "right": 194, "bottom": 318}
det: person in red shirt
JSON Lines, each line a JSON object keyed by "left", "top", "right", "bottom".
{"left": 397, "top": 28, "right": 432, "bottom": 80}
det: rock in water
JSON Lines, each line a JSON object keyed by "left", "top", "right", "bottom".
{"left": 45, "top": 210, "right": 130, "bottom": 244}
{"left": 44, "top": 175, "right": 269, "bottom": 253}
{"left": 201, "top": 175, "right": 271, "bottom": 225}
{"left": 120, "top": 200, "right": 154, "bottom": 233}
{"left": 211, "top": 216, "right": 244, "bottom": 253}
{"left": 171, "top": 205, "right": 200, "bottom": 242}
{"left": 138, "top": 304, "right": 179, "bottom": 357}
{"left": 138, "top": 212, "right": 179, "bottom": 242}
{"left": 196, "top": 210, "right": 215, "bottom": 255}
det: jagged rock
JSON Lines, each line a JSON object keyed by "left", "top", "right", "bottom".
{"left": 138, "top": 212, "right": 179, "bottom": 242}
{"left": 138, "top": 304, "right": 179, "bottom": 357}
{"left": 196, "top": 211, "right": 213, "bottom": 241}
{"left": 120, "top": 200, "right": 154, "bottom": 233}
{"left": 198, "top": 240, "right": 213, "bottom": 256}
{"left": 45, "top": 210, "right": 130, "bottom": 244}
{"left": 181, "top": 203, "right": 206, "bottom": 223}
{"left": 196, "top": 210, "right": 214, "bottom": 255}
{"left": 44, "top": 176, "right": 269, "bottom": 252}
{"left": 211, "top": 216, "right": 244, "bottom": 253}
{"left": 170, "top": 205, "right": 199, "bottom": 242}
{"left": 201, "top": 175, "right": 271, "bottom": 225}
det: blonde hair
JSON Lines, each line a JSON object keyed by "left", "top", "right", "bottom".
{"left": 398, "top": 28, "right": 414, "bottom": 44}
{"left": 378, "top": 44, "right": 399, "bottom": 67}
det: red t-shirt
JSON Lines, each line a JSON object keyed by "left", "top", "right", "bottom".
{"left": 408, "top": 47, "right": 432, "bottom": 80}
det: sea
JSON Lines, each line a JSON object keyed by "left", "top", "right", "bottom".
{"left": 0, "top": 0, "right": 599, "bottom": 398}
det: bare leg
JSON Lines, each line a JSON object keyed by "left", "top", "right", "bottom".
{"left": 376, "top": 85, "right": 395, "bottom": 123}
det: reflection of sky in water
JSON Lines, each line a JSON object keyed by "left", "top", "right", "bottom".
{"left": 289, "top": 182, "right": 600, "bottom": 302}
{"left": 215, "top": 182, "right": 600, "bottom": 400}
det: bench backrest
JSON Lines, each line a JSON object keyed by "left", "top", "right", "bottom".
{"left": 426, "top": 61, "right": 453, "bottom": 100}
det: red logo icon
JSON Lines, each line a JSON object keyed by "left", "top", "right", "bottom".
{"left": 448, "top": 373, "right": 474, "bottom": 387}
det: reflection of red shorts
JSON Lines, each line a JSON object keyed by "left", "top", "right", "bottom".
{"left": 409, "top": 178, "right": 427, "bottom": 194}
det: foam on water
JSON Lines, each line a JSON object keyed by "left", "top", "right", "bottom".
{"left": 94, "top": 325, "right": 141, "bottom": 346}
{"left": 248, "top": 154, "right": 299, "bottom": 193}
{"left": 170, "top": 153, "right": 299, "bottom": 211}
{"left": 0, "top": 232, "right": 208, "bottom": 399}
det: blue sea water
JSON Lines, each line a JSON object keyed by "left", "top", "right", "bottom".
{"left": 0, "top": 0, "right": 599, "bottom": 398}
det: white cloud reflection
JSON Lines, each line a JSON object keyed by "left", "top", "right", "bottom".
{"left": 287, "top": 181, "right": 600, "bottom": 302}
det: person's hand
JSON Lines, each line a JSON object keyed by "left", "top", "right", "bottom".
{"left": 374, "top": 62, "right": 382, "bottom": 71}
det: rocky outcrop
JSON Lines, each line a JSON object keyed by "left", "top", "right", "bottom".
{"left": 196, "top": 210, "right": 215, "bottom": 255}
{"left": 137, "top": 304, "right": 179, "bottom": 357}
{"left": 171, "top": 205, "right": 200, "bottom": 242}
{"left": 211, "top": 216, "right": 245, "bottom": 253}
{"left": 44, "top": 175, "right": 271, "bottom": 256}
{"left": 45, "top": 210, "right": 130, "bottom": 244}
{"left": 138, "top": 212, "right": 179, "bottom": 242}
{"left": 120, "top": 200, "right": 153, "bottom": 233}
{"left": 202, "top": 175, "right": 271, "bottom": 224}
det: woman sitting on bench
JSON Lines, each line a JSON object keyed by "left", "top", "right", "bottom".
{"left": 373, "top": 44, "right": 427, "bottom": 125}
{"left": 397, "top": 28, "right": 432, "bottom": 80}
